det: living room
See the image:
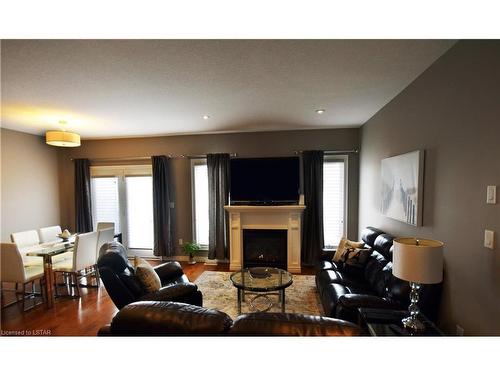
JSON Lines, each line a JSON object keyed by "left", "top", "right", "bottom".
{"left": 1, "top": 1, "right": 499, "bottom": 373}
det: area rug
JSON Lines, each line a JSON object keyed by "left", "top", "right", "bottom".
{"left": 195, "top": 271, "right": 323, "bottom": 319}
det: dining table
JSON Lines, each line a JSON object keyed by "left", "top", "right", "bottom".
{"left": 26, "top": 238, "right": 75, "bottom": 308}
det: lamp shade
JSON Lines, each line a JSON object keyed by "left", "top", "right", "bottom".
{"left": 393, "top": 237, "right": 444, "bottom": 284}
{"left": 46, "top": 131, "right": 81, "bottom": 147}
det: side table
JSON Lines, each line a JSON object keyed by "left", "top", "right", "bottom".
{"left": 358, "top": 308, "right": 444, "bottom": 336}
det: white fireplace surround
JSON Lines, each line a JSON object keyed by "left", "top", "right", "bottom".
{"left": 224, "top": 205, "right": 306, "bottom": 273}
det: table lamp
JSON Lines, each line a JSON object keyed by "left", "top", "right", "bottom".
{"left": 393, "top": 237, "right": 444, "bottom": 332}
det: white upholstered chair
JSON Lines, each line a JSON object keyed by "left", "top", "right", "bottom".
{"left": 37, "top": 225, "right": 63, "bottom": 243}
{"left": 37, "top": 225, "right": 73, "bottom": 263}
{"left": 10, "top": 230, "right": 43, "bottom": 267}
{"left": 96, "top": 222, "right": 115, "bottom": 232}
{"left": 96, "top": 228, "right": 115, "bottom": 258}
{"left": 1, "top": 243, "right": 45, "bottom": 311}
{"left": 53, "top": 231, "right": 99, "bottom": 297}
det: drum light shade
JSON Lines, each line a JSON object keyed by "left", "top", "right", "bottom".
{"left": 393, "top": 237, "right": 444, "bottom": 284}
{"left": 46, "top": 131, "right": 81, "bottom": 147}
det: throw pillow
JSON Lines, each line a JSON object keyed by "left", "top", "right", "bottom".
{"left": 134, "top": 256, "right": 161, "bottom": 293}
{"left": 332, "top": 237, "right": 366, "bottom": 262}
{"left": 342, "top": 247, "right": 372, "bottom": 268}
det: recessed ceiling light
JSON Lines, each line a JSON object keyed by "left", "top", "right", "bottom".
{"left": 202, "top": 115, "right": 210, "bottom": 120}
{"left": 315, "top": 109, "right": 326, "bottom": 114}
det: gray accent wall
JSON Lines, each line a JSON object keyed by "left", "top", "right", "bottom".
{"left": 359, "top": 41, "right": 500, "bottom": 335}
{"left": 58, "top": 128, "right": 360, "bottom": 255}
{"left": 0, "top": 128, "right": 61, "bottom": 242}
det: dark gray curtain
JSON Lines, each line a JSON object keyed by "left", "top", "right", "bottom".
{"left": 207, "top": 153, "right": 231, "bottom": 260}
{"left": 74, "top": 158, "right": 93, "bottom": 233}
{"left": 152, "top": 155, "right": 174, "bottom": 257}
{"left": 301, "top": 150, "right": 324, "bottom": 265}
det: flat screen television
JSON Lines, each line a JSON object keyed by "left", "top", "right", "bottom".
{"left": 230, "top": 157, "right": 300, "bottom": 205}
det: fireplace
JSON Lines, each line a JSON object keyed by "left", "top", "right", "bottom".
{"left": 243, "top": 229, "right": 287, "bottom": 270}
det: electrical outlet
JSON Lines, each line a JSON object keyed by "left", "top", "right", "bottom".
{"left": 487, "top": 185, "right": 497, "bottom": 204}
{"left": 484, "top": 230, "right": 495, "bottom": 249}
{"left": 178, "top": 238, "right": 183, "bottom": 245}
{"left": 456, "top": 325, "right": 464, "bottom": 336}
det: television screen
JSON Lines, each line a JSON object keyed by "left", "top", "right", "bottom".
{"left": 230, "top": 157, "right": 300, "bottom": 205}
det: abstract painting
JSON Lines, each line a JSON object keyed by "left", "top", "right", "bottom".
{"left": 381, "top": 150, "right": 424, "bottom": 226}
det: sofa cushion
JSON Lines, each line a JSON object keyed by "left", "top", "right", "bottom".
{"left": 372, "top": 234, "right": 394, "bottom": 261}
{"left": 364, "top": 251, "right": 390, "bottom": 296}
{"left": 361, "top": 227, "right": 384, "bottom": 247}
{"left": 315, "top": 260, "right": 339, "bottom": 274}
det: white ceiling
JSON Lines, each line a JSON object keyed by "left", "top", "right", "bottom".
{"left": 1, "top": 39, "right": 456, "bottom": 139}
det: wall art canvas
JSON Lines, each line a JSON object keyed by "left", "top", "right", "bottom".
{"left": 381, "top": 150, "right": 424, "bottom": 226}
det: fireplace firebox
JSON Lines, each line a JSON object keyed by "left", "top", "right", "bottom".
{"left": 243, "top": 229, "right": 287, "bottom": 270}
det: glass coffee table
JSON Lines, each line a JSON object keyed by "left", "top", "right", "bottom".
{"left": 230, "top": 267, "right": 293, "bottom": 314}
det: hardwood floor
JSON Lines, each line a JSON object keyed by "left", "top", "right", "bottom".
{"left": 1, "top": 262, "right": 314, "bottom": 336}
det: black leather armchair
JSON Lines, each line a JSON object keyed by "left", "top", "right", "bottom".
{"left": 97, "top": 242, "right": 202, "bottom": 309}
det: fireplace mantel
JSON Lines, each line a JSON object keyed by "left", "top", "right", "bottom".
{"left": 224, "top": 205, "right": 306, "bottom": 273}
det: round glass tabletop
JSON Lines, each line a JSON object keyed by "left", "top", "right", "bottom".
{"left": 230, "top": 267, "right": 293, "bottom": 292}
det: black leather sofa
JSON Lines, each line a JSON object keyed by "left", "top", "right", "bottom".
{"left": 97, "top": 300, "right": 360, "bottom": 336}
{"left": 97, "top": 242, "right": 202, "bottom": 309}
{"left": 315, "top": 227, "right": 442, "bottom": 324}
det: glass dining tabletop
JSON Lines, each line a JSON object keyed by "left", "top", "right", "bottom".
{"left": 26, "top": 240, "right": 75, "bottom": 257}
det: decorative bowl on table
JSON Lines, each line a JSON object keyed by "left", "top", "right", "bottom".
{"left": 249, "top": 268, "right": 271, "bottom": 279}
{"left": 57, "top": 230, "right": 72, "bottom": 242}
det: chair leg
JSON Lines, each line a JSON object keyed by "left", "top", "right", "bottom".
{"left": 95, "top": 267, "right": 100, "bottom": 287}
{"left": 73, "top": 273, "right": 80, "bottom": 298}
{"left": 22, "top": 283, "right": 26, "bottom": 312}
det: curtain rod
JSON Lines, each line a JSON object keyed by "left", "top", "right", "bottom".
{"left": 70, "top": 153, "right": 238, "bottom": 162}
{"left": 294, "top": 149, "right": 359, "bottom": 155}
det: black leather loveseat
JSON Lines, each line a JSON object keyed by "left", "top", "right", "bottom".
{"left": 97, "top": 300, "right": 360, "bottom": 336}
{"left": 315, "top": 227, "right": 442, "bottom": 324}
{"left": 97, "top": 242, "right": 202, "bottom": 309}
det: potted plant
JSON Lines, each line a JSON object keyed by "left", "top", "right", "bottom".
{"left": 182, "top": 241, "right": 200, "bottom": 265}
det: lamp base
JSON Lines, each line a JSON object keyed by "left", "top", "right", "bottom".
{"left": 402, "top": 315, "right": 426, "bottom": 333}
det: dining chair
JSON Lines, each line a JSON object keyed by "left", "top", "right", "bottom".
{"left": 37, "top": 225, "right": 63, "bottom": 243}
{"left": 96, "top": 222, "right": 115, "bottom": 232}
{"left": 37, "top": 225, "right": 73, "bottom": 263}
{"left": 96, "top": 228, "right": 115, "bottom": 257}
{"left": 10, "top": 230, "right": 43, "bottom": 267}
{"left": 1, "top": 243, "right": 45, "bottom": 311}
{"left": 53, "top": 231, "right": 99, "bottom": 297}
{"left": 94, "top": 228, "right": 115, "bottom": 282}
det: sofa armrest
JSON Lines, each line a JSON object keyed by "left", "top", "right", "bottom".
{"left": 140, "top": 282, "right": 202, "bottom": 305}
{"left": 320, "top": 248, "right": 336, "bottom": 261}
{"left": 153, "top": 261, "right": 184, "bottom": 281}
{"left": 338, "top": 294, "right": 401, "bottom": 310}
{"left": 97, "top": 325, "right": 112, "bottom": 336}
{"left": 335, "top": 294, "right": 402, "bottom": 323}
{"left": 108, "top": 301, "right": 232, "bottom": 336}
{"left": 230, "top": 312, "right": 360, "bottom": 336}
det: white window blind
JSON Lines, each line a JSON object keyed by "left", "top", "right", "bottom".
{"left": 125, "top": 176, "right": 154, "bottom": 249}
{"left": 323, "top": 159, "right": 346, "bottom": 248}
{"left": 193, "top": 162, "right": 209, "bottom": 247}
{"left": 91, "top": 177, "right": 121, "bottom": 233}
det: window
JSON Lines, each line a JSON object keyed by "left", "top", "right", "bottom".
{"left": 323, "top": 156, "right": 347, "bottom": 248}
{"left": 91, "top": 165, "right": 154, "bottom": 256}
{"left": 191, "top": 159, "right": 209, "bottom": 248}
{"left": 125, "top": 176, "right": 154, "bottom": 249}
{"left": 91, "top": 177, "right": 121, "bottom": 234}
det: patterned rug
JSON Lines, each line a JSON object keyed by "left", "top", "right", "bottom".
{"left": 195, "top": 271, "right": 324, "bottom": 319}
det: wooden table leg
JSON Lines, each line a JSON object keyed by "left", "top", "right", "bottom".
{"left": 43, "top": 256, "right": 55, "bottom": 308}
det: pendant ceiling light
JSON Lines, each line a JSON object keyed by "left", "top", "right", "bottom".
{"left": 46, "top": 121, "right": 81, "bottom": 147}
